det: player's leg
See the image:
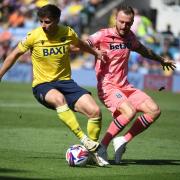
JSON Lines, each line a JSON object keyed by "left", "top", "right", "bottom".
{"left": 74, "top": 93, "right": 102, "bottom": 142}
{"left": 61, "top": 81, "right": 101, "bottom": 151}
{"left": 101, "top": 102, "right": 136, "bottom": 148}
{"left": 33, "top": 82, "right": 85, "bottom": 141}
{"left": 46, "top": 88, "right": 104, "bottom": 164}
{"left": 97, "top": 88, "right": 136, "bottom": 164}
{"left": 108, "top": 101, "right": 136, "bottom": 164}
{"left": 114, "top": 90, "right": 161, "bottom": 164}
{"left": 75, "top": 93, "right": 107, "bottom": 166}
{"left": 45, "top": 89, "right": 86, "bottom": 140}
{"left": 100, "top": 89, "right": 136, "bottom": 148}
{"left": 33, "top": 82, "right": 105, "bottom": 167}
{"left": 58, "top": 81, "right": 105, "bottom": 166}
{"left": 123, "top": 93, "right": 161, "bottom": 142}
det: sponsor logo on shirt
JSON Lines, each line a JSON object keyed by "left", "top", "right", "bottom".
{"left": 109, "top": 42, "right": 132, "bottom": 50}
{"left": 43, "top": 46, "right": 66, "bottom": 56}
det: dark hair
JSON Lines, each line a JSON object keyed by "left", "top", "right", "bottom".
{"left": 37, "top": 4, "right": 61, "bottom": 20}
{"left": 117, "top": 4, "right": 134, "bottom": 16}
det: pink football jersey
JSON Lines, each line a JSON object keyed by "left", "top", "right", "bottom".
{"left": 87, "top": 27, "right": 140, "bottom": 91}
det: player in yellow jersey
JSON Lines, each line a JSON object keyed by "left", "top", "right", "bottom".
{"left": 0, "top": 4, "right": 107, "bottom": 166}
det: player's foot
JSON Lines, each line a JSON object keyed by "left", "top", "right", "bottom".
{"left": 96, "top": 144, "right": 109, "bottom": 165}
{"left": 113, "top": 136, "right": 127, "bottom": 164}
{"left": 81, "top": 136, "right": 99, "bottom": 152}
{"left": 89, "top": 151, "right": 106, "bottom": 167}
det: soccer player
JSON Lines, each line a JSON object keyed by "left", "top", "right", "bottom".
{"left": 0, "top": 4, "right": 106, "bottom": 166}
{"left": 86, "top": 5, "right": 176, "bottom": 164}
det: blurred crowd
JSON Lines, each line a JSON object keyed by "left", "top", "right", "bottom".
{"left": 0, "top": 0, "right": 180, "bottom": 76}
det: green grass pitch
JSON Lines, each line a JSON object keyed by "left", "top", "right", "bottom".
{"left": 0, "top": 82, "right": 180, "bottom": 180}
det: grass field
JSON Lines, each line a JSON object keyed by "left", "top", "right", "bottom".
{"left": 0, "top": 82, "right": 180, "bottom": 180}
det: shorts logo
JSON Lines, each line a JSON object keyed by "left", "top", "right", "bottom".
{"left": 115, "top": 93, "right": 122, "bottom": 98}
{"left": 40, "top": 93, "right": 44, "bottom": 101}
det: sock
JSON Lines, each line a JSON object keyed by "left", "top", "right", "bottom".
{"left": 124, "top": 114, "right": 154, "bottom": 142}
{"left": 101, "top": 115, "right": 129, "bottom": 147}
{"left": 87, "top": 117, "right": 101, "bottom": 141}
{"left": 56, "top": 104, "right": 85, "bottom": 140}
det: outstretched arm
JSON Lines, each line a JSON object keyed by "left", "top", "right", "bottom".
{"left": 0, "top": 46, "right": 24, "bottom": 81}
{"left": 75, "top": 39, "right": 106, "bottom": 63}
{"left": 134, "top": 43, "right": 176, "bottom": 71}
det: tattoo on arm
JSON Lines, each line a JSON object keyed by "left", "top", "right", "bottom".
{"left": 135, "top": 44, "right": 164, "bottom": 63}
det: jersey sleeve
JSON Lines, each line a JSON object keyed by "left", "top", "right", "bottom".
{"left": 18, "top": 31, "right": 34, "bottom": 52}
{"left": 87, "top": 30, "right": 103, "bottom": 48}
{"left": 68, "top": 26, "right": 79, "bottom": 45}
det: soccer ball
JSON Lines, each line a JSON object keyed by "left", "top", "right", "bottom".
{"left": 66, "top": 144, "right": 89, "bottom": 167}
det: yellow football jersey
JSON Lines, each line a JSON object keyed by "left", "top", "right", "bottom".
{"left": 18, "top": 25, "right": 79, "bottom": 87}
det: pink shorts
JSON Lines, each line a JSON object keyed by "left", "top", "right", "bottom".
{"left": 98, "top": 85, "right": 151, "bottom": 119}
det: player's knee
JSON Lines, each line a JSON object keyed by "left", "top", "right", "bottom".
{"left": 154, "top": 108, "right": 161, "bottom": 120}
{"left": 54, "top": 96, "right": 66, "bottom": 106}
{"left": 151, "top": 104, "right": 161, "bottom": 119}
{"left": 121, "top": 107, "right": 136, "bottom": 120}
{"left": 118, "top": 101, "right": 136, "bottom": 120}
{"left": 150, "top": 104, "right": 161, "bottom": 120}
{"left": 88, "top": 105, "right": 101, "bottom": 118}
{"left": 127, "top": 108, "right": 136, "bottom": 120}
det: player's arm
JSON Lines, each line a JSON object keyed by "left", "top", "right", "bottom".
{"left": 0, "top": 46, "right": 24, "bottom": 81}
{"left": 70, "top": 44, "right": 80, "bottom": 52}
{"left": 75, "top": 39, "right": 106, "bottom": 63}
{"left": 134, "top": 43, "right": 176, "bottom": 71}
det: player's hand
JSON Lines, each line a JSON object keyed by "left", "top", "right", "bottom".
{"left": 161, "top": 59, "right": 176, "bottom": 71}
{"left": 95, "top": 50, "right": 107, "bottom": 63}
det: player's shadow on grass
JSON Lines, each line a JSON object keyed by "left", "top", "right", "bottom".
{"left": 29, "top": 156, "right": 99, "bottom": 168}
{"left": 0, "top": 177, "right": 52, "bottom": 180}
{"left": 0, "top": 168, "right": 28, "bottom": 173}
{"left": 109, "top": 159, "right": 180, "bottom": 166}
{"left": 0, "top": 168, "right": 53, "bottom": 180}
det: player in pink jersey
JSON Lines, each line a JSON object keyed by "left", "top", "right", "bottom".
{"left": 87, "top": 5, "right": 176, "bottom": 165}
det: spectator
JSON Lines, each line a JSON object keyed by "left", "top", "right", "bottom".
{"left": 161, "top": 24, "right": 175, "bottom": 45}
{"left": 0, "top": 30, "right": 12, "bottom": 61}
{"left": 137, "top": 11, "right": 156, "bottom": 44}
{"left": 161, "top": 24, "right": 174, "bottom": 37}
{"left": 8, "top": 9, "right": 25, "bottom": 27}
{"left": 131, "top": 8, "right": 142, "bottom": 35}
{"left": 66, "top": 0, "right": 84, "bottom": 35}
{"left": 80, "top": 0, "right": 101, "bottom": 33}
{"left": 108, "top": 8, "right": 117, "bottom": 28}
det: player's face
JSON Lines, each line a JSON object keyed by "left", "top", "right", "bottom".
{"left": 39, "top": 16, "right": 58, "bottom": 35}
{"left": 116, "top": 11, "right": 134, "bottom": 37}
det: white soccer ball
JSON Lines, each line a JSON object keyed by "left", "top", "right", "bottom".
{"left": 66, "top": 144, "right": 89, "bottom": 167}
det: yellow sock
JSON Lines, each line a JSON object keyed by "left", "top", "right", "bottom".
{"left": 87, "top": 117, "right": 102, "bottom": 141}
{"left": 56, "top": 104, "right": 85, "bottom": 140}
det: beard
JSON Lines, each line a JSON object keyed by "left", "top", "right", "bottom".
{"left": 116, "top": 26, "right": 130, "bottom": 37}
